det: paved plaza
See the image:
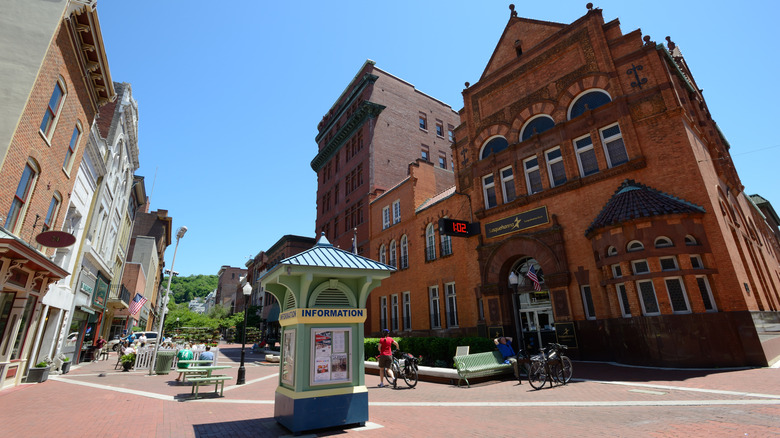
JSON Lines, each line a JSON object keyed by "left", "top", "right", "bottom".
{"left": 1, "top": 344, "right": 778, "bottom": 437}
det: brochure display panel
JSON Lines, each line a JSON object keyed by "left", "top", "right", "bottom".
{"left": 310, "top": 327, "right": 351, "bottom": 386}
{"left": 281, "top": 329, "right": 295, "bottom": 386}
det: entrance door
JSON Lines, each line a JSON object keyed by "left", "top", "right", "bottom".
{"left": 519, "top": 307, "right": 555, "bottom": 353}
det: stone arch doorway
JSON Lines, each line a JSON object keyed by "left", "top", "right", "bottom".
{"left": 478, "top": 225, "right": 570, "bottom": 353}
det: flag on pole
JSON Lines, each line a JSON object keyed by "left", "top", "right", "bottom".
{"left": 351, "top": 228, "right": 358, "bottom": 254}
{"left": 526, "top": 265, "right": 542, "bottom": 291}
{"left": 129, "top": 293, "right": 147, "bottom": 315}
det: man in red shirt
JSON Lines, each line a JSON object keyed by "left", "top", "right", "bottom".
{"left": 377, "top": 329, "right": 399, "bottom": 388}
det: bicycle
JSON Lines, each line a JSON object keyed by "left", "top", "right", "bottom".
{"left": 384, "top": 350, "right": 419, "bottom": 388}
{"left": 527, "top": 343, "right": 573, "bottom": 390}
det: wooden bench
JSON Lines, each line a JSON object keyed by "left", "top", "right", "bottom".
{"left": 187, "top": 375, "right": 232, "bottom": 399}
{"left": 453, "top": 351, "right": 514, "bottom": 387}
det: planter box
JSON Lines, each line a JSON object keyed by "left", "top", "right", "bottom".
{"left": 61, "top": 361, "right": 71, "bottom": 374}
{"left": 26, "top": 366, "right": 51, "bottom": 383}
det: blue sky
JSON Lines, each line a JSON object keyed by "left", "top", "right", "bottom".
{"left": 96, "top": 1, "right": 780, "bottom": 276}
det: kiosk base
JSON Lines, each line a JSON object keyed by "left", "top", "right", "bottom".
{"left": 274, "top": 387, "right": 368, "bottom": 435}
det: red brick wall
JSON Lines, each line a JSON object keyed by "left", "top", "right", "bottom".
{"left": 0, "top": 23, "right": 97, "bottom": 255}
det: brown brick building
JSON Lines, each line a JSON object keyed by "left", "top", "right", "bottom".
{"left": 365, "top": 5, "right": 780, "bottom": 367}
{"left": 312, "top": 60, "right": 460, "bottom": 256}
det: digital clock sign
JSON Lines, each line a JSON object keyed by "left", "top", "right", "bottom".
{"left": 438, "top": 218, "right": 479, "bottom": 237}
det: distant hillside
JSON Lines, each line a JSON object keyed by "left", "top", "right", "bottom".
{"left": 164, "top": 274, "right": 218, "bottom": 304}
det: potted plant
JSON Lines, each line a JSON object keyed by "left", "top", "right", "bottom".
{"left": 61, "top": 356, "right": 71, "bottom": 374}
{"left": 27, "top": 359, "right": 52, "bottom": 383}
{"left": 120, "top": 353, "right": 136, "bottom": 372}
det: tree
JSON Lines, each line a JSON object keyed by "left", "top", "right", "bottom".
{"left": 162, "top": 274, "right": 218, "bottom": 304}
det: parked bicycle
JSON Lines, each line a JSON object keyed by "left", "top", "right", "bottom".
{"left": 384, "top": 350, "right": 420, "bottom": 388}
{"left": 526, "top": 343, "right": 573, "bottom": 390}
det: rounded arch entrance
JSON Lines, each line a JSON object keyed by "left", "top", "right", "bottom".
{"left": 479, "top": 232, "right": 569, "bottom": 353}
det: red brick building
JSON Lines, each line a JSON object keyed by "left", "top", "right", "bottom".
{"left": 312, "top": 60, "right": 460, "bottom": 257}
{"left": 365, "top": 5, "right": 780, "bottom": 368}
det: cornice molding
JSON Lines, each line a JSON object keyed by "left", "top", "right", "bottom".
{"left": 310, "top": 101, "right": 385, "bottom": 172}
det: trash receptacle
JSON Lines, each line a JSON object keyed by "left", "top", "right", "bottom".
{"left": 155, "top": 351, "right": 175, "bottom": 375}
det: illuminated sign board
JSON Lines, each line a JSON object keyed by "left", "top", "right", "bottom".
{"left": 438, "top": 218, "right": 480, "bottom": 237}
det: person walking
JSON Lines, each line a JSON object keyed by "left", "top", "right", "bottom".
{"left": 377, "top": 329, "right": 398, "bottom": 388}
{"left": 174, "top": 343, "right": 194, "bottom": 383}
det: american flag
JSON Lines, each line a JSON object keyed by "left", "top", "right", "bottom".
{"left": 129, "top": 293, "right": 147, "bottom": 315}
{"left": 351, "top": 228, "right": 358, "bottom": 255}
{"left": 526, "top": 265, "right": 542, "bottom": 291}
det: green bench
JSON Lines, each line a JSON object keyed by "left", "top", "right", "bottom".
{"left": 453, "top": 351, "right": 514, "bottom": 387}
{"left": 187, "top": 375, "right": 232, "bottom": 399}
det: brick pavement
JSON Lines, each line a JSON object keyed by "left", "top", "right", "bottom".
{"left": 1, "top": 344, "right": 778, "bottom": 437}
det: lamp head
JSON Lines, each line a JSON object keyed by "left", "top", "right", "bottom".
{"left": 508, "top": 271, "right": 518, "bottom": 286}
{"left": 242, "top": 282, "right": 252, "bottom": 296}
{"left": 176, "top": 226, "right": 188, "bottom": 239}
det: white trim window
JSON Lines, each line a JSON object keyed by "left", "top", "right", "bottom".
{"left": 616, "top": 283, "right": 631, "bottom": 317}
{"left": 574, "top": 134, "right": 599, "bottom": 177}
{"left": 40, "top": 78, "right": 66, "bottom": 139}
{"left": 611, "top": 263, "right": 623, "bottom": 278}
{"left": 500, "top": 166, "right": 516, "bottom": 203}
{"left": 659, "top": 256, "right": 678, "bottom": 271}
{"left": 441, "top": 229, "right": 452, "bottom": 256}
{"left": 392, "top": 200, "right": 401, "bottom": 224}
{"left": 482, "top": 174, "right": 497, "bottom": 209}
{"left": 382, "top": 206, "right": 390, "bottom": 229}
{"left": 402, "top": 291, "right": 412, "bottom": 331}
{"left": 62, "top": 122, "right": 82, "bottom": 173}
{"left": 664, "top": 277, "right": 691, "bottom": 313}
{"left": 631, "top": 259, "right": 650, "bottom": 275}
{"left": 695, "top": 276, "right": 717, "bottom": 312}
{"left": 600, "top": 123, "right": 628, "bottom": 167}
{"left": 523, "top": 156, "right": 543, "bottom": 195}
{"left": 389, "top": 240, "right": 397, "bottom": 268}
{"left": 42, "top": 193, "right": 62, "bottom": 232}
{"left": 379, "top": 244, "right": 387, "bottom": 264}
{"left": 445, "top": 282, "right": 458, "bottom": 327}
{"left": 636, "top": 279, "right": 660, "bottom": 315}
{"left": 545, "top": 147, "right": 567, "bottom": 187}
{"left": 581, "top": 285, "right": 596, "bottom": 320}
{"left": 380, "top": 296, "right": 388, "bottom": 330}
{"left": 400, "top": 235, "right": 409, "bottom": 269}
{"left": 690, "top": 254, "right": 704, "bottom": 269}
{"left": 429, "top": 286, "right": 441, "bottom": 329}
{"left": 391, "top": 294, "right": 399, "bottom": 331}
{"left": 425, "top": 224, "right": 436, "bottom": 261}
{"left": 5, "top": 160, "right": 39, "bottom": 233}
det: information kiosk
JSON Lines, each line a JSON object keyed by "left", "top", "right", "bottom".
{"left": 260, "top": 235, "right": 394, "bottom": 435}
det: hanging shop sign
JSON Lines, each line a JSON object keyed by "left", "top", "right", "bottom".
{"left": 485, "top": 206, "right": 549, "bottom": 239}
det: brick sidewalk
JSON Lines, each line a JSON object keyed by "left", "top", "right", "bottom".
{"left": 1, "top": 344, "right": 778, "bottom": 437}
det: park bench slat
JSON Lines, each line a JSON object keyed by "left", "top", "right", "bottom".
{"left": 453, "top": 351, "right": 513, "bottom": 387}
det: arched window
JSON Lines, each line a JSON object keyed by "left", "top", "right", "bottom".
{"left": 480, "top": 136, "right": 509, "bottom": 160}
{"left": 607, "top": 246, "right": 618, "bottom": 257}
{"left": 379, "top": 244, "right": 386, "bottom": 264}
{"left": 568, "top": 90, "right": 611, "bottom": 120}
{"left": 627, "top": 240, "right": 644, "bottom": 252}
{"left": 441, "top": 229, "right": 452, "bottom": 256}
{"left": 509, "top": 257, "right": 545, "bottom": 292}
{"left": 62, "top": 121, "right": 83, "bottom": 174}
{"left": 684, "top": 235, "right": 698, "bottom": 246}
{"left": 520, "top": 115, "right": 555, "bottom": 141}
{"left": 40, "top": 76, "right": 67, "bottom": 139}
{"left": 654, "top": 236, "right": 673, "bottom": 248}
{"left": 389, "top": 240, "right": 397, "bottom": 268}
{"left": 5, "top": 159, "right": 40, "bottom": 233}
{"left": 400, "top": 235, "right": 409, "bottom": 269}
{"left": 425, "top": 224, "right": 436, "bottom": 261}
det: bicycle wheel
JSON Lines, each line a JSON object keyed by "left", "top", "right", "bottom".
{"left": 385, "top": 361, "right": 400, "bottom": 387}
{"left": 403, "top": 363, "right": 418, "bottom": 388}
{"left": 555, "top": 356, "right": 573, "bottom": 384}
{"left": 527, "top": 361, "right": 547, "bottom": 390}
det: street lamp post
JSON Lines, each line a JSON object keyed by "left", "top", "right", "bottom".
{"left": 149, "top": 226, "right": 187, "bottom": 376}
{"left": 236, "top": 279, "right": 252, "bottom": 385}
{"left": 508, "top": 272, "right": 526, "bottom": 353}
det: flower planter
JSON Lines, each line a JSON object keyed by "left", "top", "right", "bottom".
{"left": 61, "top": 361, "right": 71, "bottom": 374}
{"left": 26, "top": 366, "right": 51, "bottom": 383}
